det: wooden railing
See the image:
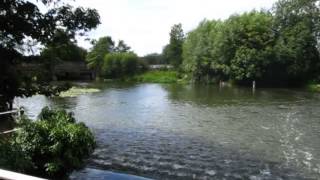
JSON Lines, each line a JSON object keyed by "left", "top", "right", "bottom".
{"left": 0, "top": 109, "right": 21, "bottom": 135}
{"left": 0, "top": 109, "right": 19, "bottom": 116}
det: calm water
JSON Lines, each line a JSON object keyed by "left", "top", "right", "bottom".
{"left": 18, "top": 82, "right": 320, "bottom": 179}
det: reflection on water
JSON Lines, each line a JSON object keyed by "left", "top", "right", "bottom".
{"left": 17, "top": 83, "right": 320, "bottom": 179}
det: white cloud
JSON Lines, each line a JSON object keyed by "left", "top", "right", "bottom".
{"left": 72, "top": 0, "right": 278, "bottom": 56}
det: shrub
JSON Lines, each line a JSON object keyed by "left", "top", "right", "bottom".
{"left": 0, "top": 107, "right": 95, "bottom": 178}
{"left": 103, "top": 52, "right": 143, "bottom": 78}
{"left": 133, "top": 70, "right": 180, "bottom": 83}
{"left": 0, "top": 139, "right": 33, "bottom": 173}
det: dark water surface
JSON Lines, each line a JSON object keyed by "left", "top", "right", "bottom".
{"left": 18, "top": 83, "right": 320, "bottom": 179}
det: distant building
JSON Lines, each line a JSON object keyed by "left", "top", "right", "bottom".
{"left": 20, "top": 61, "right": 95, "bottom": 80}
{"left": 54, "top": 61, "right": 95, "bottom": 80}
{"left": 149, "top": 64, "right": 173, "bottom": 70}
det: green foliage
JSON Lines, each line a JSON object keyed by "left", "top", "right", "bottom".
{"left": 164, "top": 24, "right": 185, "bottom": 68}
{"left": 182, "top": 0, "right": 320, "bottom": 86}
{"left": 273, "top": 0, "right": 320, "bottom": 83}
{"left": 182, "top": 19, "right": 224, "bottom": 82}
{"left": 0, "top": 107, "right": 96, "bottom": 178}
{"left": 132, "top": 71, "right": 181, "bottom": 83}
{"left": 141, "top": 53, "right": 166, "bottom": 65}
{"left": 103, "top": 52, "right": 142, "bottom": 78}
{"left": 40, "top": 30, "right": 88, "bottom": 79}
{"left": 0, "top": 0, "right": 100, "bottom": 112}
{"left": 86, "top": 36, "right": 115, "bottom": 76}
{"left": 41, "top": 31, "right": 87, "bottom": 63}
{"left": 0, "top": 139, "right": 33, "bottom": 172}
{"left": 226, "top": 11, "right": 276, "bottom": 82}
{"left": 86, "top": 37, "right": 133, "bottom": 77}
{"left": 115, "top": 40, "right": 131, "bottom": 53}
{"left": 307, "top": 83, "right": 320, "bottom": 92}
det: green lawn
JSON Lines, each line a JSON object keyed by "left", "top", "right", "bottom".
{"left": 131, "top": 70, "right": 182, "bottom": 83}
{"left": 307, "top": 83, "right": 320, "bottom": 92}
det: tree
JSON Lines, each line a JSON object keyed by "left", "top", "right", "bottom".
{"left": 115, "top": 40, "right": 131, "bottom": 53}
{"left": 226, "top": 11, "right": 276, "bottom": 83}
{"left": 182, "top": 11, "right": 284, "bottom": 85}
{"left": 182, "top": 7, "right": 318, "bottom": 86}
{"left": 40, "top": 30, "right": 87, "bottom": 78}
{"left": 86, "top": 37, "right": 134, "bottom": 77}
{"left": 273, "top": 0, "right": 320, "bottom": 84}
{"left": 182, "top": 20, "right": 223, "bottom": 82}
{"left": 86, "top": 36, "right": 115, "bottom": 77}
{"left": 164, "top": 23, "right": 184, "bottom": 68}
{"left": 0, "top": 0, "right": 100, "bottom": 113}
{"left": 141, "top": 53, "right": 166, "bottom": 65}
{"left": 103, "top": 52, "right": 140, "bottom": 78}
{"left": 41, "top": 30, "right": 87, "bottom": 63}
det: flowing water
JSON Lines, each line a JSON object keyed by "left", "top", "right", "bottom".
{"left": 18, "top": 82, "right": 320, "bottom": 179}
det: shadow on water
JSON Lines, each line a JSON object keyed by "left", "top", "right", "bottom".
{"left": 163, "top": 83, "right": 316, "bottom": 107}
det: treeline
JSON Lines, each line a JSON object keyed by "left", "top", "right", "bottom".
{"left": 141, "top": 24, "right": 184, "bottom": 67}
{"left": 169, "top": 0, "right": 320, "bottom": 86}
{"left": 141, "top": 53, "right": 166, "bottom": 65}
{"left": 41, "top": 30, "right": 88, "bottom": 63}
{"left": 38, "top": 32, "right": 150, "bottom": 80}
{"left": 37, "top": 0, "right": 320, "bottom": 86}
{"left": 86, "top": 36, "right": 147, "bottom": 79}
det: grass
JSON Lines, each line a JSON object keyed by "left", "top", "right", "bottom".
{"left": 59, "top": 86, "right": 100, "bottom": 97}
{"left": 307, "top": 83, "right": 320, "bottom": 92}
{"left": 130, "top": 70, "right": 185, "bottom": 83}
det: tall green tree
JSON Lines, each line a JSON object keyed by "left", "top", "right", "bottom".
{"left": 183, "top": 20, "right": 223, "bottom": 82}
{"left": 41, "top": 30, "right": 87, "bottom": 63}
{"left": 164, "top": 23, "right": 184, "bottom": 68}
{"left": 273, "top": 0, "right": 320, "bottom": 83}
{"left": 182, "top": 4, "right": 320, "bottom": 86}
{"left": 115, "top": 40, "right": 131, "bottom": 53}
{"left": 226, "top": 11, "right": 276, "bottom": 83}
{"left": 103, "top": 52, "right": 139, "bottom": 78}
{"left": 40, "top": 30, "right": 87, "bottom": 78}
{"left": 0, "top": 0, "right": 100, "bottom": 113}
{"left": 86, "top": 36, "right": 115, "bottom": 76}
{"left": 182, "top": 11, "right": 280, "bottom": 85}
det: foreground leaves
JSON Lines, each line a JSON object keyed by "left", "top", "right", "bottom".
{"left": 0, "top": 107, "right": 96, "bottom": 178}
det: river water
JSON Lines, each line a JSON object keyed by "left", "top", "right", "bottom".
{"left": 18, "top": 82, "right": 320, "bottom": 179}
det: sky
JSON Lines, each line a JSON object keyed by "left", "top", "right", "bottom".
{"left": 70, "top": 0, "right": 278, "bottom": 56}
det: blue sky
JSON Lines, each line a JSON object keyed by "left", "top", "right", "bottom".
{"left": 69, "top": 0, "right": 278, "bottom": 56}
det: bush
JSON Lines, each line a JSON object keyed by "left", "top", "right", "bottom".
{"left": 0, "top": 139, "right": 33, "bottom": 173}
{"left": 103, "top": 52, "right": 144, "bottom": 78}
{"left": 133, "top": 70, "right": 180, "bottom": 83}
{"left": 0, "top": 107, "right": 95, "bottom": 178}
{"left": 307, "top": 83, "right": 320, "bottom": 92}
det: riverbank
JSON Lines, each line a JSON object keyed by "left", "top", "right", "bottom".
{"left": 307, "top": 83, "right": 320, "bottom": 92}
{"left": 127, "top": 70, "right": 187, "bottom": 84}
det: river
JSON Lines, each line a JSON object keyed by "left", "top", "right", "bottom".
{"left": 18, "top": 82, "right": 320, "bottom": 179}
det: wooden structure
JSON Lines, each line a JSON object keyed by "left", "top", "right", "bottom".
{"left": 53, "top": 62, "right": 95, "bottom": 80}
{"left": 20, "top": 61, "right": 95, "bottom": 80}
{"left": 149, "top": 64, "right": 173, "bottom": 70}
